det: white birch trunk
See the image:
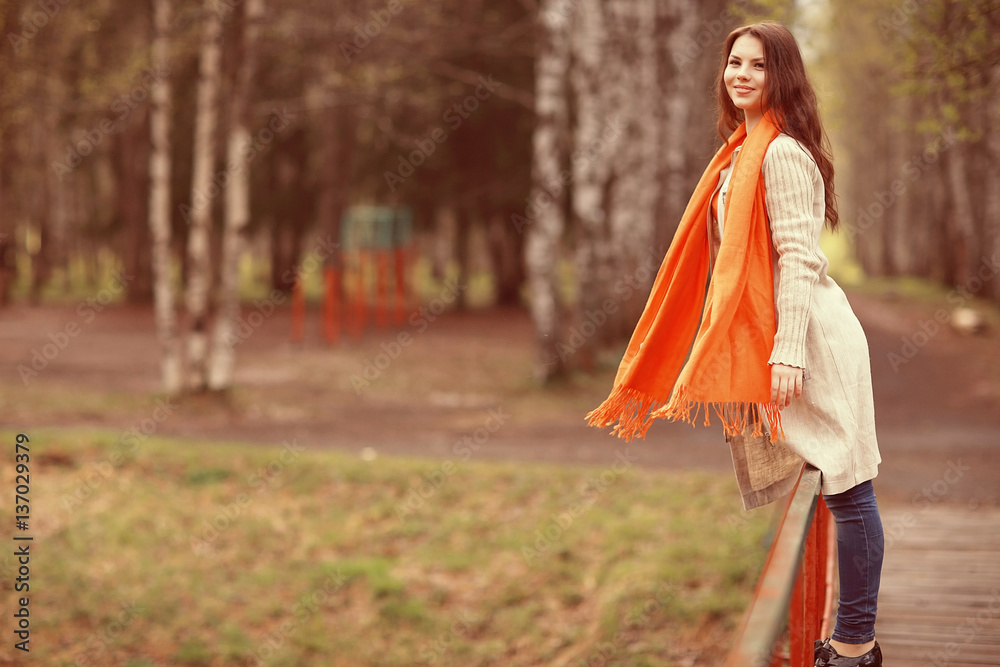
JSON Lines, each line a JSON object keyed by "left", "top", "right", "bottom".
{"left": 528, "top": 0, "right": 730, "bottom": 372}
{"left": 208, "top": 0, "right": 264, "bottom": 390}
{"left": 525, "top": 0, "right": 571, "bottom": 382}
{"left": 569, "top": 0, "right": 609, "bottom": 361}
{"left": 185, "top": 0, "right": 224, "bottom": 391}
{"left": 605, "top": 0, "right": 658, "bottom": 332}
{"left": 148, "top": 0, "right": 182, "bottom": 394}
{"left": 655, "top": 0, "right": 700, "bottom": 253}
{"left": 571, "top": 0, "right": 657, "bottom": 352}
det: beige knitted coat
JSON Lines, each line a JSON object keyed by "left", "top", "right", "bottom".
{"left": 711, "top": 133, "right": 882, "bottom": 509}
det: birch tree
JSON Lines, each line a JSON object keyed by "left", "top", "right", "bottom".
{"left": 524, "top": 0, "right": 571, "bottom": 382}
{"left": 208, "top": 0, "right": 265, "bottom": 390}
{"left": 568, "top": 0, "right": 612, "bottom": 371}
{"left": 148, "top": 0, "right": 182, "bottom": 394}
{"left": 185, "top": 0, "right": 224, "bottom": 391}
{"left": 654, "top": 0, "right": 720, "bottom": 252}
{"left": 525, "top": 0, "right": 731, "bottom": 380}
{"left": 571, "top": 0, "right": 660, "bottom": 361}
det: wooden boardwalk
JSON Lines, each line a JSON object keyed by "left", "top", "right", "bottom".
{"left": 876, "top": 504, "right": 1000, "bottom": 666}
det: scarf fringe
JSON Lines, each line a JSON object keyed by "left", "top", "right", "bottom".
{"left": 585, "top": 385, "right": 667, "bottom": 442}
{"left": 587, "top": 383, "right": 786, "bottom": 442}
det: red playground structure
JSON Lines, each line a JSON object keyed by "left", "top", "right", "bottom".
{"left": 290, "top": 206, "right": 414, "bottom": 344}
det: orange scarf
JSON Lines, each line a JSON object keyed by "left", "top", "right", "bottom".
{"left": 587, "top": 114, "right": 784, "bottom": 441}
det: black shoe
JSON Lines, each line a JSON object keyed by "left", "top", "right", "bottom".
{"left": 814, "top": 638, "right": 882, "bottom": 666}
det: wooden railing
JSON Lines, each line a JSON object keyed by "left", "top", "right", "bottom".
{"left": 724, "top": 464, "right": 836, "bottom": 667}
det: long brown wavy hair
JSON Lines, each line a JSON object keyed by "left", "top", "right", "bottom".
{"left": 716, "top": 22, "right": 839, "bottom": 230}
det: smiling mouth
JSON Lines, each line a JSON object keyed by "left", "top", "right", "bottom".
{"left": 733, "top": 86, "right": 754, "bottom": 93}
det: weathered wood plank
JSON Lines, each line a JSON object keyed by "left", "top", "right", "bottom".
{"left": 874, "top": 505, "right": 1000, "bottom": 666}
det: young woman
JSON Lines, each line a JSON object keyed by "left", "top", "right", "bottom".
{"left": 587, "top": 22, "right": 884, "bottom": 666}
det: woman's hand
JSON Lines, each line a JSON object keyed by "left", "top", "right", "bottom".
{"left": 770, "top": 363, "right": 803, "bottom": 409}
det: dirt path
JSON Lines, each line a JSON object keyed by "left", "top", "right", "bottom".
{"left": 2, "top": 287, "right": 998, "bottom": 508}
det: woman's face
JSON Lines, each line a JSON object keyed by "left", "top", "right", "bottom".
{"left": 724, "top": 34, "right": 766, "bottom": 124}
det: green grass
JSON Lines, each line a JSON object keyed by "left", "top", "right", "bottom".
{"left": 11, "top": 240, "right": 499, "bottom": 310}
{"left": 1, "top": 428, "right": 772, "bottom": 666}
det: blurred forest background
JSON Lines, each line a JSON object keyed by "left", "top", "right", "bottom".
{"left": 0, "top": 0, "right": 997, "bottom": 392}
{"left": 2, "top": 1, "right": 1000, "bottom": 665}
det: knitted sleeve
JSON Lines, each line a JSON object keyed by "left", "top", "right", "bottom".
{"left": 763, "top": 136, "right": 823, "bottom": 370}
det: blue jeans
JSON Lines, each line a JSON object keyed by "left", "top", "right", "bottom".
{"left": 824, "top": 480, "right": 883, "bottom": 644}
